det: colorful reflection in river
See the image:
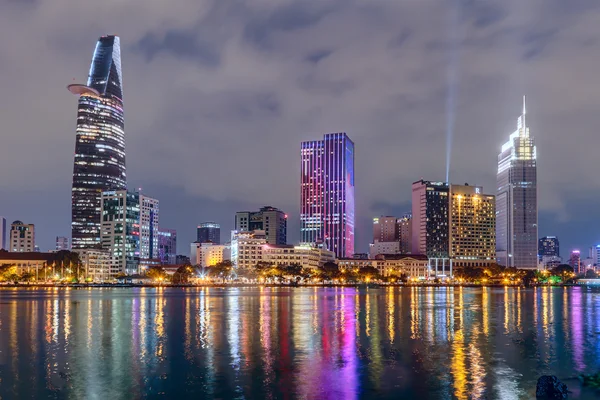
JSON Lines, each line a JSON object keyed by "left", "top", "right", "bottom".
{"left": 1, "top": 286, "right": 600, "bottom": 399}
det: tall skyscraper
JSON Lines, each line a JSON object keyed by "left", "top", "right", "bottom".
{"left": 0, "top": 217, "right": 6, "bottom": 250}
{"left": 235, "top": 206, "right": 287, "bottom": 245}
{"left": 69, "top": 35, "right": 126, "bottom": 250}
{"left": 9, "top": 221, "right": 35, "bottom": 252}
{"left": 55, "top": 236, "right": 70, "bottom": 251}
{"left": 411, "top": 180, "right": 449, "bottom": 258}
{"left": 100, "top": 190, "right": 139, "bottom": 276}
{"left": 496, "top": 97, "right": 538, "bottom": 269}
{"left": 301, "top": 133, "right": 355, "bottom": 258}
{"left": 197, "top": 222, "right": 221, "bottom": 244}
{"left": 139, "top": 194, "right": 159, "bottom": 260}
{"left": 448, "top": 184, "right": 496, "bottom": 264}
{"left": 539, "top": 236, "right": 559, "bottom": 258}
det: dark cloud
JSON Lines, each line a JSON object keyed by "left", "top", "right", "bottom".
{"left": 1, "top": 0, "right": 599, "bottom": 258}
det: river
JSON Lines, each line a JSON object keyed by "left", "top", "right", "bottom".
{"left": 0, "top": 286, "right": 598, "bottom": 399}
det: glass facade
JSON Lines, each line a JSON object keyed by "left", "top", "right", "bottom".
{"left": 538, "top": 236, "right": 559, "bottom": 258}
{"left": 411, "top": 181, "right": 449, "bottom": 258}
{"left": 100, "top": 190, "right": 139, "bottom": 276}
{"left": 197, "top": 222, "right": 221, "bottom": 244}
{"left": 71, "top": 36, "right": 126, "bottom": 250}
{"left": 496, "top": 97, "right": 538, "bottom": 269}
{"left": 301, "top": 133, "right": 355, "bottom": 258}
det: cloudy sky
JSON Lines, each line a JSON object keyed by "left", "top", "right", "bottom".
{"left": 1, "top": 0, "right": 599, "bottom": 257}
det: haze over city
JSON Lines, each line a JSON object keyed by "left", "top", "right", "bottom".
{"left": 1, "top": 0, "right": 599, "bottom": 254}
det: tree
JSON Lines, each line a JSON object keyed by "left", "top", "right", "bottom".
{"left": 319, "top": 262, "right": 341, "bottom": 281}
{"left": 209, "top": 261, "right": 233, "bottom": 280}
{"left": 173, "top": 265, "right": 194, "bottom": 283}
{"left": 0, "top": 264, "right": 16, "bottom": 282}
{"left": 283, "top": 263, "right": 303, "bottom": 277}
{"left": 357, "top": 266, "right": 381, "bottom": 282}
{"left": 52, "top": 250, "right": 84, "bottom": 281}
{"left": 146, "top": 266, "right": 168, "bottom": 282}
{"left": 551, "top": 264, "right": 574, "bottom": 282}
{"left": 585, "top": 269, "right": 597, "bottom": 279}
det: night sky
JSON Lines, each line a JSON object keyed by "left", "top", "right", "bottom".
{"left": 1, "top": 0, "right": 598, "bottom": 257}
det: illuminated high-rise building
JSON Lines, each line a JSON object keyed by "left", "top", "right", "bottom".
{"left": 9, "top": 221, "right": 35, "bottom": 252}
{"left": 411, "top": 180, "right": 449, "bottom": 258}
{"left": 69, "top": 35, "right": 126, "bottom": 250}
{"left": 301, "top": 133, "right": 355, "bottom": 258}
{"left": 235, "top": 207, "right": 287, "bottom": 245}
{"left": 496, "top": 97, "right": 538, "bottom": 268}
{"left": 100, "top": 190, "right": 139, "bottom": 276}
{"left": 372, "top": 216, "right": 398, "bottom": 243}
{"left": 158, "top": 228, "right": 177, "bottom": 264}
{"left": 139, "top": 194, "right": 159, "bottom": 260}
{"left": 539, "top": 236, "right": 559, "bottom": 258}
{"left": 449, "top": 184, "right": 496, "bottom": 265}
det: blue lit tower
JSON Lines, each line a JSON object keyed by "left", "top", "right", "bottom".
{"left": 68, "top": 36, "right": 126, "bottom": 249}
{"left": 301, "top": 133, "right": 355, "bottom": 258}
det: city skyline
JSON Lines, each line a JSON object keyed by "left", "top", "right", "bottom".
{"left": 2, "top": 2, "right": 600, "bottom": 255}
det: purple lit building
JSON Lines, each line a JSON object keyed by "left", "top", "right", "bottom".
{"left": 158, "top": 228, "right": 177, "bottom": 265}
{"left": 301, "top": 133, "right": 355, "bottom": 258}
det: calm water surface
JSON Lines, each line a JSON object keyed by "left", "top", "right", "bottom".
{"left": 0, "top": 286, "right": 599, "bottom": 399}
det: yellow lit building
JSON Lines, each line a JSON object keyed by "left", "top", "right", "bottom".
{"left": 449, "top": 184, "right": 496, "bottom": 267}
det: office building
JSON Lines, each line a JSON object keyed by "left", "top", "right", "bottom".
{"left": 398, "top": 214, "right": 412, "bottom": 254}
{"left": 191, "top": 242, "right": 228, "bottom": 268}
{"left": 175, "top": 255, "right": 191, "bottom": 265}
{"left": 10, "top": 221, "right": 35, "bottom": 252}
{"left": 197, "top": 222, "right": 220, "bottom": 244}
{"left": 231, "top": 230, "right": 267, "bottom": 269}
{"left": 73, "top": 249, "right": 110, "bottom": 282}
{"left": 373, "top": 216, "right": 398, "bottom": 243}
{"left": 56, "top": 236, "right": 70, "bottom": 251}
{"left": 100, "top": 190, "right": 140, "bottom": 276}
{"left": 590, "top": 245, "right": 600, "bottom": 267}
{"left": 262, "top": 244, "right": 335, "bottom": 270}
{"left": 411, "top": 180, "right": 449, "bottom": 258}
{"left": 369, "top": 241, "right": 401, "bottom": 258}
{"left": 539, "top": 236, "right": 559, "bottom": 258}
{"left": 158, "top": 228, "right": 177, "bottom": 264}
{"left": 301, "top": 132, "right": 355, "bottom": 258}
{"left": 69, "top": 35, "right": 126, "bottom": 250}
{"left": 449, "top": 184, "right": 496, "bottom": 265}
{"left": 569, "top": 250, "right": 582, "bottom": 274}
{"left": 139, "top": 194, "right": 159, "bottom": 260}
{"left": 496, "top": 97, "right": 538, "bottom": 269}
{"left": 0, "top": 217, "right": 6, "bottom": 250}
{"left": 235, "top": 206, "right": 287, "bottom": 245}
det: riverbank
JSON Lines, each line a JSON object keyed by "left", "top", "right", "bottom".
{"left": 0, "top": 282, "right": 582, "bottom": 289}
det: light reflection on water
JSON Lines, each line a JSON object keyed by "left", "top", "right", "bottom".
{"left": 0, "top": 287, "right": 599, "bottom": 399}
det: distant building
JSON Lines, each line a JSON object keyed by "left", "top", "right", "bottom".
{"left": 338, "top": 254, "right": 430, "bottom": 279}
{"left": 56, "top": 236, "right": 70, "bottom": 251}
{"left": 73, "top": 249, "right": 110, "bottom": 282}
{"left": 373, "top": 216, "right": 398, "bottom": 243}
{"left": 301, "top": 133, "right": 355, "bottom": 258}
{"left": 0, "top": 217, "right": 6, "bottom": 250}
{"left": 449, "top": 184, "right": 496, "bottom": 266}
{"left": 411, "top": 180, "right": 449, "bottom": 258}
{"left": 139, "top": 194, "right": 159, "bottom": 260}
{"left": 231, "top": 230, "right": 267, "bottom": 269}
{"left": 0, "top": 251, "right": 54, "bottom": 275}
{"left": 100, "top": 190, "right": 140, "bottom": 276}
{"left": 539, "top": 236, "right": 560, "bottom": 259}
{"left": 191, "top": 242, "right": 227, "bottom": 267}
{"left": 235, "top": 206, "right": 287, "bottom": 245}
{"left": 496, "top": 97, "right": 538, "bottom": 269}
{"left": 397, "top": 214, "right": 412, "bottom": 254}
{"left": 369, "top": 241, "right": 401, "bottom": 258}
{"left": 10, "top": 221, "right": 35, "bottom": 252}
{"left": 590, "top": 245, "right": 600, "bottom": 267}
{"left": 158, "top": 228, "right": 177, "bottom": 264}
{"left": 262, "top": 244, "right": 335, "bottom": 270}
{"left": 197, "top": 222, "right": 221, "bottom": 244}
{"left": 569, "top": 250, "right": 582, "bottom": 274}
{"left": 175, "top": 255, "right": 190, "bottom": 265}
{"left": 352, "top": 253, "right": 369, "bottom": 260}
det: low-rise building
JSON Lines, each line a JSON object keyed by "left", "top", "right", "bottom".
{"left": 0, "top": 251, "right": 53, "bottom": 275}
{"left": 191, "top": 242, "right": 228, "bottom": 267}
{"left": 262, "top": 244, "right": 335, "bottom": 269}
{"left": 338, "top": 254, "right": 430, "bottom": 279}
{"left": 231, "top": 230, "right": 267, "bottom": 269}
{"left": 73, "top": 249, "right": 110, "bottom": 282}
